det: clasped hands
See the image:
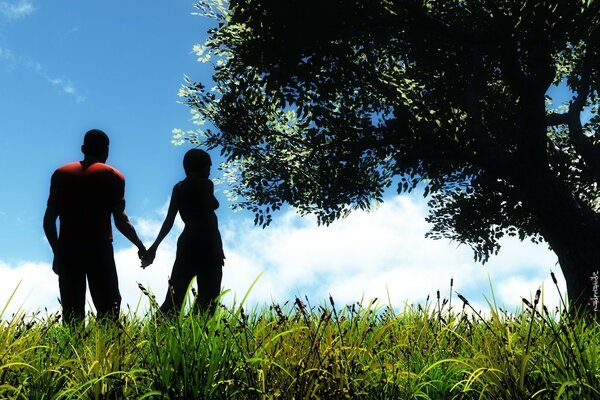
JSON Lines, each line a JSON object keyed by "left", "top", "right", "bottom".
{"left": 138, "top": 245, "right": 157, "bottom": 269}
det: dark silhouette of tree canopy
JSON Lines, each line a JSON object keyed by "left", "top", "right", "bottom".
{"left": 181, "top": 0, "right": 600, "bottom": 313}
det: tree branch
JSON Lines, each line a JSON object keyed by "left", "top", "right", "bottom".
{"left": 547, "top": 112, "right": 569, "bottom": 126}
{"left": 567, "top": 41, "right": 600, "bottom": 183}
{"left": 393, "top": 0, "right": 497, "bottom": 45}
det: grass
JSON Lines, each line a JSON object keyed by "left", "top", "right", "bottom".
{"left": 0, "top": 276, "right": 599, "bottom": 399}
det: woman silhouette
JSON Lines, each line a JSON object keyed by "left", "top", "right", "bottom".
{"left": 145, "top": 149, "right": 225, "bottom": 314}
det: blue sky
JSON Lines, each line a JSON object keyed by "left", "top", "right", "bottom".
{"left": 0, "top": 1, "right": 566, "bottom": 317}
{"left": 0, "top": 1, "right": 209, "bottom": 259}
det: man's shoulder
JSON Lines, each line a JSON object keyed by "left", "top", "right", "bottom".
{"left": 55, "top": 162, "right": 82, "bottom": 174}
{"left": 54, "top": 162, "right": 125, "bottom": 181}
{"left": 88, "top": 163, "right": 125, "bottom": 181}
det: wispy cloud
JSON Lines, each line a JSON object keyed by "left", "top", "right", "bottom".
{"left": 0, "top": 3, "right": 84, "bottom": 104}
{"left": 24, "top": 59, "right": 86, "bottom": 103}
{"left": 0, "top": 0, "right": 34, "bottom": 20}
{"left": 0, "top": 46, "right": 16, "bottom": 65}
{"left": 47, "top": 77, "right": 86, "bottom": 103}
{"left": 0, "top": 49, "right": 86, "bottom": 103}
{"left": 0, "top": 195, "right": 565, "bottom": 318}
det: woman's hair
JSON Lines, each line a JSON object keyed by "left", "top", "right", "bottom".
{"left": 183, "top": 148, "right": 211, "bottom": 176}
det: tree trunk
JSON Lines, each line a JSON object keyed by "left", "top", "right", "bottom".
{"left": 518, "top": 170, "right": 600, "bottom": 317}
{"left": 554, "top": 241, "right": 600, "bottom": 316}
{"left": 504, "top": 85, "right": 600, "bottom": 316}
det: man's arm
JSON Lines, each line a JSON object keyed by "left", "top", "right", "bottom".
{"left": 43, "top": 206, "right": 59, "bottom": 252}
{"left": 44, "top": 205, "right": 64, "bottom": 274}
{"left": 113, "top": 204, "right": 146, "bottom": 253}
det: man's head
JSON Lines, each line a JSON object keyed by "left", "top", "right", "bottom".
{"left": 81, "top": 129, "right": 109, "bottom": 162}
{"left": 183, "top": 148, "right": 211, "bottom": 178}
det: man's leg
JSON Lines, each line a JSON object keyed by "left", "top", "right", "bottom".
{"left": 58, "top": 269, "right": 87, "bottom": 325}
{"left": 87, "top": 242, "right": 121, "bottom": 321}
{"left": 58, "top": 242, "right": 87, "bottom": 325}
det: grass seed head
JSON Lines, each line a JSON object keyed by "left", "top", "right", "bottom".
{"left": 534, "top": 288, "right": 541, "bottom": 306}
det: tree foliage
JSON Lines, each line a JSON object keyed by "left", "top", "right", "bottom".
{"left": 180, "top": 0, "right": 600, "bottom": 265}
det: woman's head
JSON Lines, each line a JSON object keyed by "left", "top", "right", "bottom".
{"left": 183, "top": 148, "right": 211, "bottom": 177}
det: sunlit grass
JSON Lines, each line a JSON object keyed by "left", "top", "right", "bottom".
{"left": 0, "top": 276, "right": 599, "bottom": 399}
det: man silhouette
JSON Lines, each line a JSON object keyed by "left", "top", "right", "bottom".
{"left": 43, "top": 129, "right": 146, "bottom": 324}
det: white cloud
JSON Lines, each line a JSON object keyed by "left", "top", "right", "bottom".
{"left": 0, "top": 247, "right": 176, "bottom": 319}
{"left": 216, "top": 195, "right": 564, "bottom": 313}
{"left": 0, "top": 194, "right": 568, "bottom": 319}
{"left": 0, "top": 0, "right": 34, "bottom": 20}
{"left": 0, "top": 261, "right": 58, "bottom": 318}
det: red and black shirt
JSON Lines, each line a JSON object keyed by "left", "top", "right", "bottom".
{"left": 47, "top": 162, "right": 125, "bottom": 242}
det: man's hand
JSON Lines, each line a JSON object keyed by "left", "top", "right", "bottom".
{"left": 52, "top": 246, "right": 63, "bottom": 275}
{"left": 138, "top": 246, "right": 150, "bottom": 269}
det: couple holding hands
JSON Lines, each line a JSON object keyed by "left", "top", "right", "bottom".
{"left": 43, "top": 129, "right": 224, "bottom": 324}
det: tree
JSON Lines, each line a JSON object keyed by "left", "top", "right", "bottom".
{"left": 180, "top": 0, "right": 600, "bottom": 313}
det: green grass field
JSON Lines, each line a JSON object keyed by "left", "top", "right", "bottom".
{"left": 1, "top": 278, "right": 599, "bottom": 400}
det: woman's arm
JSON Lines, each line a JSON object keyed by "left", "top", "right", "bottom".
{"left": 146, "top": 186, "right": 179, "bottom": 263}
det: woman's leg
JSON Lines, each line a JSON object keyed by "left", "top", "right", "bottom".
{"left": 195, "top": 265, "right": 223, "bottom": 314}
{"left": 160, "top": 257, "right": 195, "bottom": 315}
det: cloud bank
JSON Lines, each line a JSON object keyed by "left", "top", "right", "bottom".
{"left": 0, "top": 195, "right": 565, "bottom": 319}
{"left": 217, "top": 195, "right": 563, "bottom": 313}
